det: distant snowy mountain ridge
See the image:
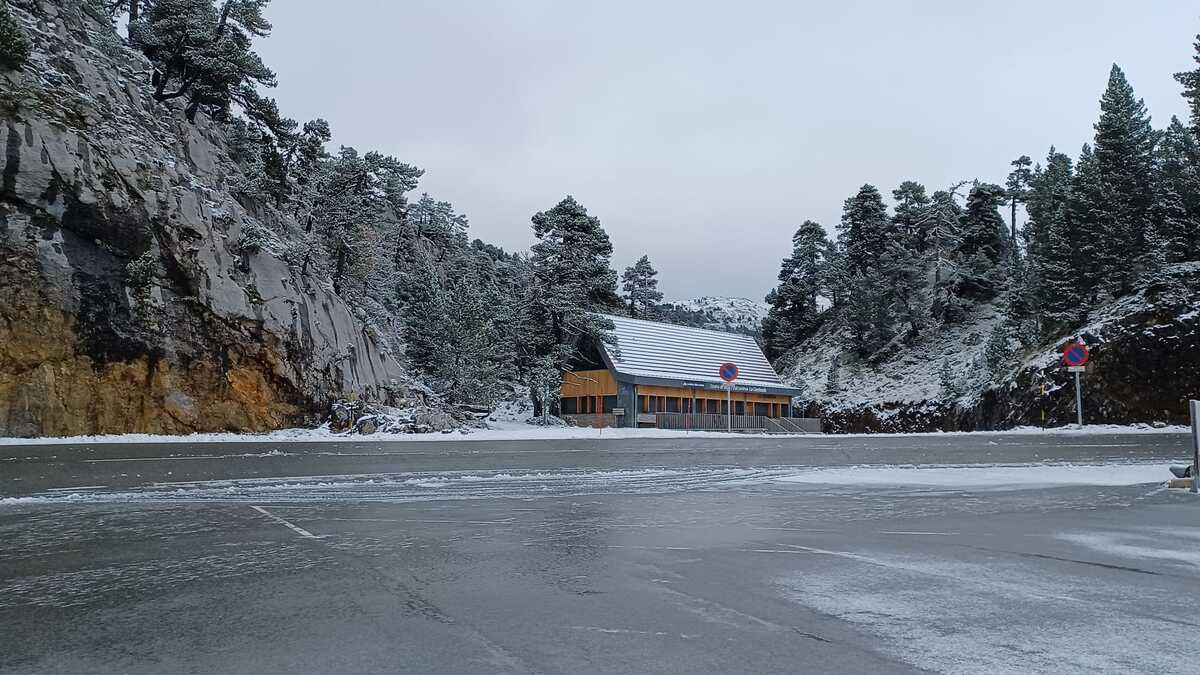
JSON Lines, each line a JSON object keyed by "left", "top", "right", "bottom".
{"left": 665, "top": 296, "right": 768, "bottom": 333}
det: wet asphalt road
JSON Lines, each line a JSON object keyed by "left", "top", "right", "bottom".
{"left": 1, "top": 432, "right": 1199, "bottom": 673}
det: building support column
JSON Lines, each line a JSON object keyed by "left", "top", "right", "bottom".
{"left": 617, "top": 380, "right": 638, "bottom": 428}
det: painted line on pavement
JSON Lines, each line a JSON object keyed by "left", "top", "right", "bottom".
{"left": 250, "top": 505, "right": 320, "bottom": 539}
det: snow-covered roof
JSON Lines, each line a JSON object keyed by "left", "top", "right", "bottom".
{"left": 597, "top": 315, "right": 801, "bottom": 396}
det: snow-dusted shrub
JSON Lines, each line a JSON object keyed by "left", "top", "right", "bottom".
{"left": 0, "top": 3, "right": 29, "bottom": 70}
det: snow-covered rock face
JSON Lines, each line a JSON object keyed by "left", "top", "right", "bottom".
{"left": 783, "top": 263, "right": 1200, "bottom": 432}
{"left": 667, "top": 296, "right": 768, "bottom": 333}
{"left": 0, "top": 1, "right": 405, "bottom": 437}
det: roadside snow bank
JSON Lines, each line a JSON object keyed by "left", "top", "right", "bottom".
{"left": 777, "top": 462, "right": 1173, "bottom": 489}
{"left": 0, "top": 422, "right": 1188, "bottom": 446}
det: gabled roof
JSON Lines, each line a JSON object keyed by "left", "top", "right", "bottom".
{"left": 596, "top": 314, "right": 802, "bottom": 396}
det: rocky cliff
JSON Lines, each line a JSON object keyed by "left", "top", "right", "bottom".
{"left": 783, "top": 263, "right": 1200, "bottom": 432}
{"left": 0, "top": 1, "right": 407, "bottom": 436}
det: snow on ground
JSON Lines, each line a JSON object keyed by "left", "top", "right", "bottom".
{"left": 666, "top": 296, "right": 768, "bottom": 333}
{"left": 776, "top": 462, "right": 1173, "bottom": 489}
{"left": 0, "top": 422, "right": 1187, "bottom": 446}
{"left": 780, "top": 302, "right": 1005, "bottom": 409}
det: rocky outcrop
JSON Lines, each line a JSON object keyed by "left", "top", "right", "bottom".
{"left": 0, "top": 1, "right": 407, "bottom": 436}
{"left": 797, "top": 263, "right": 1200, "bottom": 433}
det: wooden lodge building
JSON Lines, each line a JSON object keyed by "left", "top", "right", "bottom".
{"left": 560, "top": 315, "right": 810, "bottom": 431}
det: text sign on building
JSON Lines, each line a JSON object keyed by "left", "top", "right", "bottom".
{"left": 613, "top": 407, "right": 625, "bottom": 416}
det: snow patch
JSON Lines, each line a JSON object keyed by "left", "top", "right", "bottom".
{"left": 776, "top": 462, "right": 1172, "bottom": 489}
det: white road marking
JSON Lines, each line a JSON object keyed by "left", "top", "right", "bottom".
{"left": 250, "top": 505, "right": 320, "bottom": 539}
{"left": 878, "top": 531, "right": 961, "bottom": 536}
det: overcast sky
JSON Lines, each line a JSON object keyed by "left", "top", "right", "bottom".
{"left": 257, "top": 1, "right": 1198, "bottom": 301}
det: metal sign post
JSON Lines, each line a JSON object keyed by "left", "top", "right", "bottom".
{"left": 1190, "top": 400, "right": 1199, "bottom": 495}
{"left": 718, "top": 362, "right": 739, "bottom": 433}
{"left": 1062, "top": 341, "right": 1089, "bottom": 428}
{"left": 726, "top": 384, "right": 733, "bottom": 432}
{"left": 1073, "top": 369, "right": 1084, "bottom": 427}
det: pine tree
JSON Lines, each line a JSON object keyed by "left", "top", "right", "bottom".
{"left": 923, "top": 187, "right": 968, "bottom": 323}
{"left": 892, "top": 181, "right": 931, "bottom": 252}
{"left": 0, "top": 2, "right": 30, "bottom": 70}
{"left": 621, "top": 255, "right": 663, "bottom": 318}
{"left": 1152, "top": 116, "right": 1200, "bottom": 261}
{"left": 766, "top": 220, "right": 831, "bottom": 355}
{"left": 1006, "top": 155, "right": 1033, "bottom": 259}
{"left": 839, "top": 185, "right": 891, "bottom": 276}
{"left": 885, "top": 182, "right": 931, "bottom": 339}
{"left": 955, "top": 182, "right": 1009, "bottom": 300}
{"left": 133, "top": 0, "right": 278, "bottom": 124}
{"left": 1175, "top": 29, "right": 1200, "bottom": 133}
{"left": 825, "top": 358, "right": 841, "bottom": 395}
{"left": 984, "top": 322, "right": 1015, "bottom": 374}
{"left": 938, "top": 357, "right": 962, "bottom": 399}
{"left": 438, "top": 277, "right": 503, "bottom": 405}
{"left": 1022, "top": 148, "right": 1084, "bottom": 335}
{"left": 309, "top": 147, "right": 421, "bottom": 294}
{"left": 1068, "top": 144, "right": 1106, "bottom": 301}
{"left": 881, "top": 236, "right": 929, "bottom": 338}
{"left": 1090, "top": 64, "right": 1158, "bottom": 295}
{"left": 526, "top": 196, "right": 619, "bottom": 376}
{"left": 845, "top": 269, "right": 895, "bottom": 357}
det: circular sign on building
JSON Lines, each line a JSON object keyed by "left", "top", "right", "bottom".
{"left": 719, "top": 362, "right": 739, "bottom": 382}
{"left": 1062, "top": 341, "right": 1089, "bottom": 367}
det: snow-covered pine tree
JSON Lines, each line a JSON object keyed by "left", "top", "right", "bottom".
{"left": 1024, "top": 148, "right": 1082, "bottom": 336}
{"left": 886, "top": 182, "right": 931, "bottom": 339}
{"left": 766, "top": 220, "right": 831, "bottom": 355}
{"left": 845, "top": 269, "right": 895, "bottom": 357}
{"left": 402, "top": 255, "right": 448, "bottom": 373}
{"left": 955, "top": 183, "right": 1009, "bottom": 301}
{"left": 892, "top": 181, "right": 932, "bottom": 253}
{"left": 1175, "top": 29, "right": 1200, "bottom": 133}
{"left": 1068, "top": 144, "right": 1105, "bottom": 302}
{"left": 133, "top": 0, "right": 279, "bottom": 125}
{"left": 881, "top": 236, "right": 929, "bottom": 340}
{"left": 438, "top": 276, "right": 503, "bottom": 405}
{"left": 308, "top": 147, "right": 421, "bottom": 295}
{"left": 0, "top": 1, "right": 30, "bottom": 70}
{"left": 984, "top": 322, "right": 1016, "bottom": 375}
{"left": 938, "top": 357, "right": 962, "bottom": 399}
{"left": 923, "top": 187, "right": 968, "bottom": 323}
{"left": 621, "top": 255, "right": 664, "bottom": 318}
{"left": 839, "top": 185, "right": 891, "bottom": 276}
{"left": 825, "top": 358, "right": 841, "bottom": 395}
{"left": 1090, "top": 65, "right": 1158, "bottom": 295}
{"left": 1005, "top": 155, "right": 1033, "bottom": 261}
{"left": 1152, "top": 116, "right": 1200, "bottom": 262}
{"left": 409, "top": 193, "right": 469, "bottom": 255}
{"left": 526, "top": 197, "right": 619, "bottom": 377}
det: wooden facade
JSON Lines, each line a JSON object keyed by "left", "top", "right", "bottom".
{"left": 560, "top": 369, "right": 792, "bottom": 423}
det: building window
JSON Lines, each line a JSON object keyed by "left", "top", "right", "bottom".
{"left": 735, "top": 401, "right": 745, "bottom": 416}
{"left": 755, "top": 402, "right": 769, "bottom": 417}
{"left": 666, "top": 397, "right": 680, "bottom": 413}
{"left": 560, "top": 397, "right": 578, "bottom": 414}
{"left": 603, "top": 396, "right": 617, "bottom": 413}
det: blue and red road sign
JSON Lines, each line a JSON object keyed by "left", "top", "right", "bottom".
{"left": 719, "top": 362, "right": 739, "bottom": 382}
{"left": 1062, "top": 342, "right": 1089, "bottom": 367}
